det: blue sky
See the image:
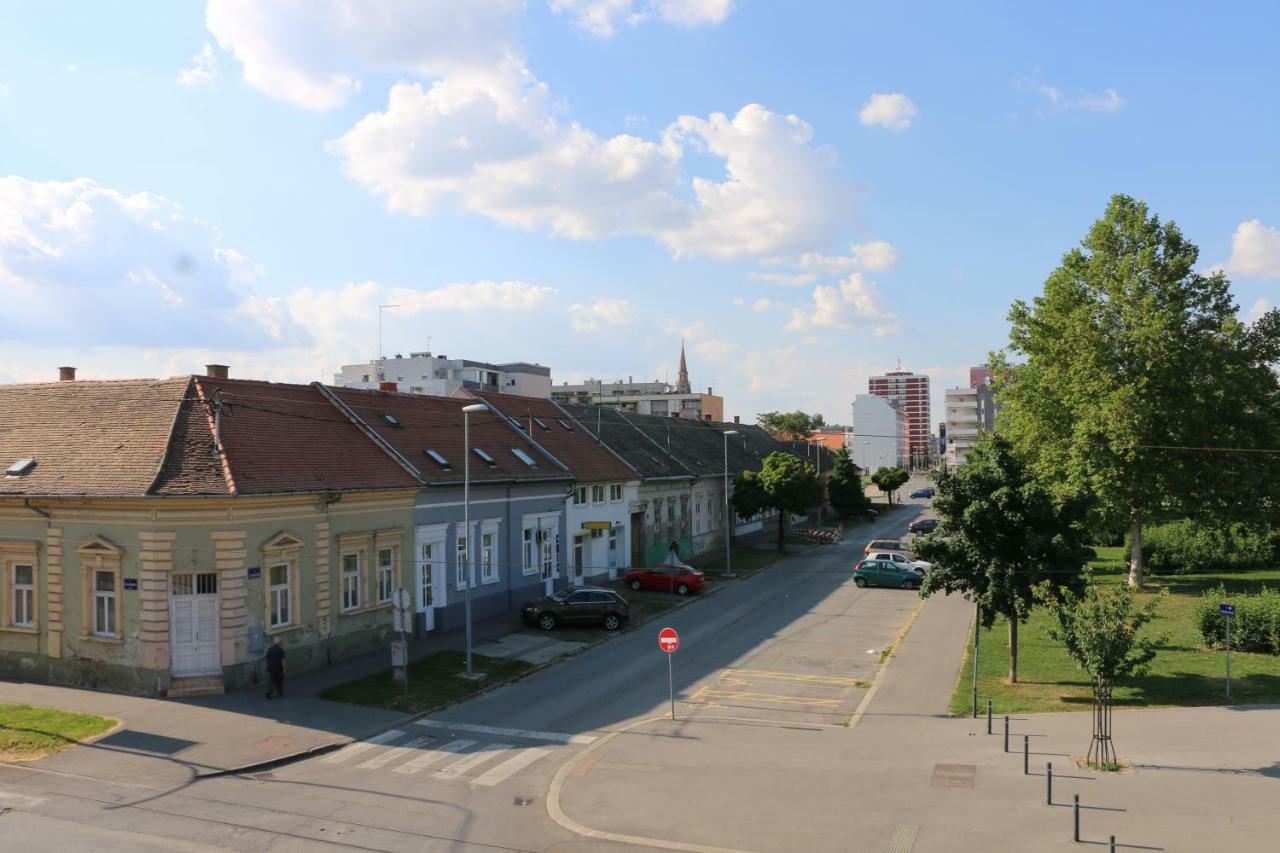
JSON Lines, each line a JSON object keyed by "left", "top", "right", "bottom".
{"left": 1, "top": 1, "right": 1277, "bottom": 426}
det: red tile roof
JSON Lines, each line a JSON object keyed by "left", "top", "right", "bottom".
{"left": 474, "top": 392, "right": 638, "bottom": 483}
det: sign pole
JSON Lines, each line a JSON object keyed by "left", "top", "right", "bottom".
{"left": 658, "top": 627, "right": 680, "bottom": 720}
{"left": 1226, "top": 612, "right": 1232, "bottom": 702}
{"left": 668, "top": 652, "right": 675, "bottom": 720}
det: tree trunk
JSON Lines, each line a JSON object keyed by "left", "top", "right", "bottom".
{"left": 1128, "top": 516, "right": 1144, "bottom": 589}
{"left": 777, "top": 507, "right": 786, "bottom": 551}
{"left": 1007, "top": 615, "right": 1018, "bottom": 684}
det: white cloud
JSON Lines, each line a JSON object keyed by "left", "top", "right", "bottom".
{"left": 551, "top": 0, "right": 733, "bottom": 37}
{"left": 760, "top": 240, "right": 900, "bottom": 278}
{"left": 750, "top": 297, "right": 777, "bottom": 313}
{"left": 748, "top": 271, "right": 817, "bottom": 287}
{"left": 177, "top": 42, "right": 219, "bottom": 86}
{"left": 1245, "top": 298, "right": 1273, "bottom": 323}
{"left": 784, "top": 272, "right": 902, "bottom": 337}
{"left": 858, "top": 93, "right": 919, "bottom": 132}
{"left": 661, "top": 319, "right": 707, "bottom": 339}
{"left": 569, "top": 296, "right": 636, "bottom": 332}
{"left": 1225, "top": 219, "right": 1280, "bottom": 278}
{"left": 206, "top": 0, "right": 524, "bottom": 110}
{"left": 1016, "top": 76, "right": 1125, "bottom": 114}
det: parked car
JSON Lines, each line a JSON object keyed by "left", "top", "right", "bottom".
{"left": 521, "top": 586, "right": 630, "bottom": 631}
{"left": 864, "top": 538, "right": 907, "bottom": 556}
{"left": 623, "top": 564, "right": 705, "bottom": 595}
{"left": 853, "top": 559, "right": 923, "bottom": 590}
{"left": 910, "top": 487, "right": 935, "bottom": 499}
{"left": 908, "top": 518, "right": 940, "bottom": 534}
{"left": 867, "top": 550, "right": 931, "bottom": 573}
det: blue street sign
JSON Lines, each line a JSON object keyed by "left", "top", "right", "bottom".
{"left": 1220, "top": 603, "right": 1236, "bottom": 618}
{"left": 122, "top": 578, "right": 138, "bottom": 591}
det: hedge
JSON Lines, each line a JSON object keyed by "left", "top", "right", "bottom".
{"left": 1196, "top": 585, "right": 1280, "bottom": 654}
{"left": 1125, "top": 520, "right": 1276, "bottom": 575}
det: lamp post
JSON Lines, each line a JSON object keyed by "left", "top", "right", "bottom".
{"left": 723, "top": 430, "right": 738, "bottom": 577}
{"left": 815, "top": 440, "right": 823, "bottom": 525}
{"left": 462, "top": 403, "right": 488, "bottom": 679}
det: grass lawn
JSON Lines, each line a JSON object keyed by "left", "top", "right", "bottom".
{"left": 320, "top": 650, "right": 532, "bottom": 715}
{"left": 0, "top": 703, "right": 116, "bottom": 760}
{"left": 950, "top": 547, "right": 1280, "bottom": 714}
{"left": 698, "top": 546, "right": 789, "bottom": 580}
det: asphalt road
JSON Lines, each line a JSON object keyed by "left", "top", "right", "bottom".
{"left": 0, "top": 486, "right": 937, "bottom": 852}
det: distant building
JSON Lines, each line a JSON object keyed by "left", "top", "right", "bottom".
{"left": 796, "top": 426, "right": 850, "bottom": 452}
{"left": 969, "top": 366, "right": 994, "bottom": 388}
{"left": 868, "top": 366, "right": 931, "bottom": 468}
{"left": 944, "top": 369, "right": 997, "bottom": 467}
{"left": 334, "top": 351, "right": 551, "bottom": 398}
{"left": 551, "top": 342, "right": 725, "bottom": 422}
{"left": 849, "top": 395, "right": 909, "bottom": 472}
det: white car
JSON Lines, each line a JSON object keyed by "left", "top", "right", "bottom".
{"left": 868, "top": 550, "right": 931, "bottom": 573}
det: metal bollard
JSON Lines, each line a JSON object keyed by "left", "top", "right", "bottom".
{"left": 987, "top": 700, "right": 992, "bottom": 734}
{"left": 1073, "top": 795, "right": 1080, "bottom": 843}
{"left": 1046, "top": 762, "right": 1053, "bottom": 805}
{"left": 1024, "top": 735, "right": 1029, "bottom": 775}
{"left": 1004, "top": 715, "right": 1010, "bottom": 753}
{"left": 1109, "top": 836, "right": 1116, "bottom": 853}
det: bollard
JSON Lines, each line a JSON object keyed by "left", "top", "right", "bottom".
{"left": 987, "top": 700, "right": 993, "bottom": 734}
{"left": 1109, "top": 836, "right": 1116, "bottom": 853}
{"left": 1024, "top": 735, "right": 1029, "bottom": 775}
{"left": 1004, "top": 715, "right": 1010, "bottom": 753}
{"left": 1046, "top": 762, "right": 1053, "bottom": 805}
{"left": 1073, "top": 795, "right": 1080, "bottom": 843}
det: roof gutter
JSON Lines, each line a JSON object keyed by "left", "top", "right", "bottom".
{"left": 22, "top": 499, "right": 51, "bottom": 518}
{"left": 312, "top": 382, "right": 427, "bottom": 485}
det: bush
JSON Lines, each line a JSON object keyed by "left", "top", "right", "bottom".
{"left": 1126, "top": 520, "right": 1276, "bottom": 575}
{"left": 1195, "top": 585, "right": 1280, "bottom": 653}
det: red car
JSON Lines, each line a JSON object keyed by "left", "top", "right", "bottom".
{"left": 623, "top": 564, "right": 706, "bottom": 595}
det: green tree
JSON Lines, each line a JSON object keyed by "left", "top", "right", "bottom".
{"left": 915, "top": 434, "right": 1093, "bottom": 683}
{"left": 756, "top": 410, "right": 826, "bottom": 439}
{"left": 870, "top": 466, "right": 908, "bottom": 504}
{"left": 1000, "top": 194, "right": 1280, "bottom": 588}
{"left": 826, "top": 448, "right": 871, "bottom": 519}
{"left": 1036, "top": 581, "right": 1166, "bottom": 767}
{"left": 733, "top": 452, "right": 822, "bottom": 549}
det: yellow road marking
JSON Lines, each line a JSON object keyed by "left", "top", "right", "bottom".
{"left": 719, "top": 668, "right": 865, "bottom": 686}
{"left": 695, "top": 689, "right": 842, "bottom": 707}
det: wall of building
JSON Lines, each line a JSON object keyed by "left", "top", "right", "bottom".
{"left": 636, "top": 481, "right": 694, "bottom": 567}
{"left": 851, "top": 395, "right": 907, "bottom": 472}
{"left": 565, "top": 480, "right": 640, "bottom": 584}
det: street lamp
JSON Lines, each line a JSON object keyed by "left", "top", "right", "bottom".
{"left": 723, "top": 430, "right": 738, "bottom": 578}
{"left": 461, "top": 402, "right": 488, "bottom": 679}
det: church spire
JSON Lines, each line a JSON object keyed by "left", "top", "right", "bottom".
{"left": 676, "top": 339, "right": 691, "bottom": 394}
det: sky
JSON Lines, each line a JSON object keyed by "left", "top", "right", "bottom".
{"left": 1, "top": 1, "right": 1277, "bottom": 428}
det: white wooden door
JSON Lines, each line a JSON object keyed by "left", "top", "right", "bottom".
{"left": 170, "top": 572, "right": 220, "bottom": 677}
{"left": 417, "top": 539, "right": 447, "bottom": 631}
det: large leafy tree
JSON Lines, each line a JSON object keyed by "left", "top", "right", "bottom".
{"left": 870, "top": 466, "right": 909, "bottom": 504}
{"left": 915, "top": 434, "right": 1093, "bottom": 683}
{"left": 1001, "top": 194, "right": 1280, "bottom": 587}
{"left": 733, "top": 452, "right": 823, "bottom": 549}
{"left": 826, "top": 448, "right": 871, "bottom": 518}
{"left": 757, "top": 410, "right": 826, "bottom": 439}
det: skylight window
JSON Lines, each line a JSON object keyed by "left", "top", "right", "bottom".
{"left": 473, "top": 448, "right": 495, "bottom": 464}
{"left": 381, "top": 413, "right": 401, "bottom": 427}
{"left": 558, "top": 419, "right": 574, "bottom": 431}
{"left": 532, "top": 417, "right": 550, "bottom": 431}
{"left": 5, "top": 458, "right": 35, "bottom": 477}
{"left": 424, "top": 449, "right": 450, "bottom": 469}
{"left": 512, "top": 448, "right": 537, "bottom": 467}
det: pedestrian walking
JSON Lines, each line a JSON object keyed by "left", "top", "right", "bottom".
{"left": 666, "top": 541, "right": 680, "bottom": 566}
{"left": 265, "top": 636, "right": 286, "bottom": 699}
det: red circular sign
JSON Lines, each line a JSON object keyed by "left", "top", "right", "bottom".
{"left": 658, "top": 627, "right": 679, "bottom": 654}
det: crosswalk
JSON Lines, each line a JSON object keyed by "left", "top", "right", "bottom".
{"left": 312, "top": 723, "right": 593, "bottom": 788}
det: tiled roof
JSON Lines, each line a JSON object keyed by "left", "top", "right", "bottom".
{"left": 327, "top": 387, "right": 569, "bottom": 485}
{"left": 150, "top": 390, "right": 229, "bottom": 495}
{"left": 475, "top": 393, "right": 637, "bottom": 483}
{"left": 0, "top": 378, "right": 191, "bottom": 497}
{"left": 558, "top": 404, "right": 692, "bottom": 480}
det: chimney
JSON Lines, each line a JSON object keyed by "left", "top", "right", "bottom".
{"left": 379, "top": 381, "right": 398, "bottom": 393}
{"left": 58, "top": 366, "right": 76, "bottom": 382}
{"left": 205, "top": 364, "right": 229, "bottom": 379}
{"left": 733, "top": 415, "right": 740, "bottom": 424}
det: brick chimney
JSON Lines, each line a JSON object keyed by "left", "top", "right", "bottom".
{"left": 58, "top": 366, "right": 76, "bottom": 381}
{"left": 205, "top": 364, "right": 229, "bottom": 379}
{"left": 733, "top": 415, "right": 740, "bottom": 424}
{"left": 379, "top": 381, "right": 398, "bottom": 392}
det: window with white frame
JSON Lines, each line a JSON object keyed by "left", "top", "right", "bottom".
{"left": 419, "top": 539, "right": 444, "bottom": 609}
{"left": 92, "top": 569, "right": 117, "bottom": 637}
{"left": 610, "top": 484, "right": 623, "bottom": 502}
{"left": 573, "top": 487, "right": 587, "bottom": 505}
{"left": 377, "top": 546, "right": 395, "bottom": 603}
{"left": 522, "top": 527, "right": 537, "bottom": 575}
{"left": 268, "top": 563, "right": 292, "bottom": 628}
{"left": 480, "top": 524, "right": 499, "bottom": 583}
{"left": 591, "top": 484, "right": 605, "bottom": 503}
{"left": 341, "top": 552, "right": 361, "bottom": 612}
{"left": 608, "top": 528, "right": 618, "bottom": 556}
{"left": 11, "top": 563, "right": 34, "bottom": 628}
{"left": 455, "top": 534, "right": 470, "bottom": 590}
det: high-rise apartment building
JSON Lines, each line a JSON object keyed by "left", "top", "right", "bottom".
{"left": 868, "top": 367, "right": 931, "bottom": 467}
{"left": 969, "top": 366, "right": 993, "bottom": 388}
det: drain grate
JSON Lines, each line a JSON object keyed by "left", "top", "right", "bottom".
{"left": 884, "top": 823, "right": 919, "bottom": 853}
{"left": 252, "top": 772, "right": 275, "bottom": 781}
{"left": 931, "top": 763, "right": 975, "bottom": 788}
{"left": 514, "top": 796, "right": 534, "bottom": 807}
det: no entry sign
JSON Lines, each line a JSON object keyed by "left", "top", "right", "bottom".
{"left": 658, "top": 627, "right": 680, "bottom": 654}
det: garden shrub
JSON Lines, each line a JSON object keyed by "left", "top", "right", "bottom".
{"left": 1126, "top": 520, "right": 1276, "bottom": 575}
{"left": 1196, "top": 585, "right": 1280, "bottom": 653}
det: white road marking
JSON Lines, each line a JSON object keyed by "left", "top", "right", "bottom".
{"left": 433, "top": 742, "right": 512, "bottom": 780}
{"left": 319, "top": 729, "right": 407, "bottom": 764}
{"left": 357, "top": 736, "right": 432, "bottom": 770}
{"left": 0, "top": 790, "right": 46, "bottom": 809}
{"left": 414, "top": 719, "right": 596, "bottom": 744}
{"left": 472, "top": 747, "right": 551, "bottom": 787}
{"left": 391, "top": 738, "right": 476, "bottom": 775}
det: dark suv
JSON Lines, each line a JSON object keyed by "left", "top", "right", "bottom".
{"left": 522, "top": 586, "right": 631, "bottom": 632}
{"left": 908, "top": 518, "right": 940, "bottom": 534}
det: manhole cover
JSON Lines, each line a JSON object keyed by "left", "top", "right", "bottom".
{"left": 931, "top": 763, "right": 975, "bottom": 788}
{"left": 253, "top": 772, "right": 275, "bottom": 781}
{"left": 514, "top": 797, "right": 534, "bottom": 806}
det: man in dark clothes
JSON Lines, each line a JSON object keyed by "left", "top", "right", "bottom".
{"left": 265, "top": 636, "right": 286, "bottom": 699}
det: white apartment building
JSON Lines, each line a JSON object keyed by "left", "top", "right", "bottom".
{"left": 849, "top": 394, "right": 909, "bottom": 472}
{"left": 944, "top": 382, "right": 996, "bottom": 467}
{"left": 334, "top": 351, "right": 552, "bottom": 398}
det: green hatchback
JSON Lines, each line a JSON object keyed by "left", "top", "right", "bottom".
{"left": 853, "top": 558, "right": 923, "bottom": 590}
